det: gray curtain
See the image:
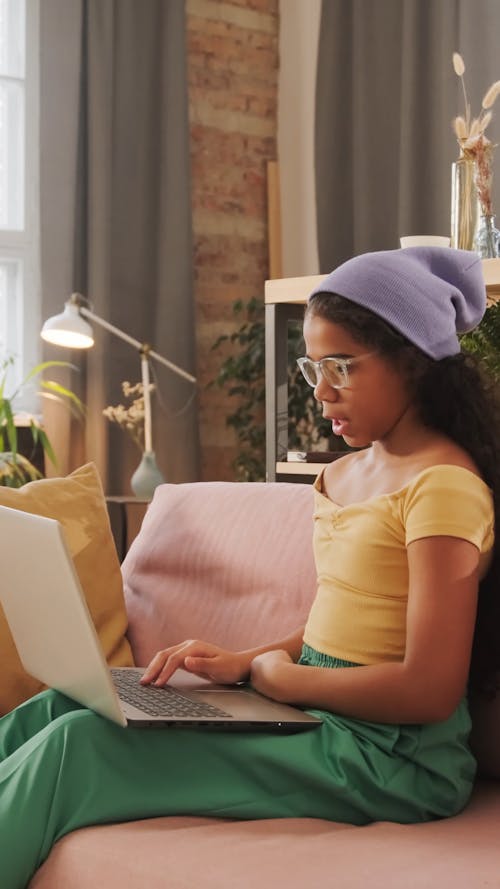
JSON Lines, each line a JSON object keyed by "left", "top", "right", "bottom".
{"left": 315, "top": 0, "right": 500, "bottom": 272}
{"left": 40, "top": 0, "right": 199, "bottom": 493}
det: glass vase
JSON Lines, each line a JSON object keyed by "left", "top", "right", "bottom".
{"left": 451, "top": 157, "right": 479, "bottom": 250}
{"left": 474, "top": 214, "right": 500, "bottom": 258}
{"left": 130, "top": 451, "right": 165, "bottom": 499}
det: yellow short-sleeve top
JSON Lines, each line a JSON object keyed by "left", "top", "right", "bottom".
{"left": 303, "top": 464, "right": 494, "bottom": 665}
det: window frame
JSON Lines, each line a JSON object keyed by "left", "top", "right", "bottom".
{"left": 0, "top": 0, "right": 40, "bottom": 413}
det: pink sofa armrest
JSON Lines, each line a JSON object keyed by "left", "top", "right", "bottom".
{"left": 122, "top": 481, "right": 317, "bottom": 666}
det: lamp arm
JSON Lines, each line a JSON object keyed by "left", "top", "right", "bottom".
{"left": 146, "top": 347, "right": 197, "bottom": 384}
{"left": 79, "top": 306, "right": 197, "bottom": 384}
{"left": 79, "top": 306, "right": 142, "bottom": 351}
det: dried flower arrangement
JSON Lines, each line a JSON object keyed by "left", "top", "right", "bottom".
{"left": 452, "top": 52, "right": 500, "bottom": 216}
{"left": 103, "top": 381, "right": 154, "bottom": 453}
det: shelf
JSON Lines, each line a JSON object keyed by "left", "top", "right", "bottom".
{"left": 276, "top": 462, "right": 326, "bottom": 476}
{"left": 265, "top": 275, "right": 324, "bottom": 305}
{"left": 483, "top": 258, "right": 500, "bottom": 304}
{"left": 265, "top": 258, "right": 500, "bottom": 306}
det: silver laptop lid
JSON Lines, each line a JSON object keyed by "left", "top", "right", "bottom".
{"left": 0, "top": 504, "right": 126, "bottom": 726}
{"left": 0, "top": 505, "right": 321, "bottom": 732}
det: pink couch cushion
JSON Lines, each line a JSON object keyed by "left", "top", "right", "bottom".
{"left": 122, "top": 482, "right": 317, "bottom": 666}
{"left": 122, "top": 479, "right": 500, "bottom": 780}
{"left": 29, "top": 781, "right": 500, "bottom": 889}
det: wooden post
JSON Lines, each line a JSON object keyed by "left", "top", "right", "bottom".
{"left": 267, "top": 160, "right": 283, "bottom": 280}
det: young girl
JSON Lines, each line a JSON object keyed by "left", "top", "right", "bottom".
{"left": 1, "top": 246, "right": 499, "bottom": 889}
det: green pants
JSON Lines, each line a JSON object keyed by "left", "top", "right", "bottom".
{"left": 0, "top": 648, "right": 476, "bottom": 889}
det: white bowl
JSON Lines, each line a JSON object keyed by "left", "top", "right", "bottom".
{"left": 400, "top": 235, "right": 451, "bottom": 248}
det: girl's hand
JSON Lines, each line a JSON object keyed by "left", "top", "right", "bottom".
{"left": 250, "top": 649, "right": 294, "bottom": 702}
{"left": 140, "top": 640, "right": 250, "bottom": 687}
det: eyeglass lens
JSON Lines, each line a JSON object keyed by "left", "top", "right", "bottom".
{"left": 299, "top": 358, "right": 345, "bottom": 388}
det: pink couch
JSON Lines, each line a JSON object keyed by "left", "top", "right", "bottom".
{"left": 30, "top": 481, "right": 500, "bottom": 888}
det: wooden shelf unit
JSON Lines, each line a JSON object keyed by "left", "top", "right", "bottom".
{"left": 276, "top": 461, "right": 327, "bottom": 476}
{"left": 265, "top": 274, "right": 326, "bottom": 482}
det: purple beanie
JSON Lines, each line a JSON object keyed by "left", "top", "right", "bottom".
{"left": 309, "top": 247, "right": 486, "bottom": 359}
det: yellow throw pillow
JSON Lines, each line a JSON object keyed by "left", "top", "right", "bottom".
{"left": 0, "top": 462, "right": 134, "bottom": 713}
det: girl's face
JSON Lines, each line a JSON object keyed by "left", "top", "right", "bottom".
{"left": 302, "top": 313, "right": 415, "bottom": 449}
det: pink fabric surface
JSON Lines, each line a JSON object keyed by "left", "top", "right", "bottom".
{"left": 29, "top": 781, "right": 500, "bottom": 889}
{"left": 122, "top": 481, "right": 317, "bottom": 666}
{"left": 28, "top": 481, "right": 500, "bottom": 887}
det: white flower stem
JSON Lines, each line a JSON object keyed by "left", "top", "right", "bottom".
{"left": 460, "top": 74, "right": 470, "bottom": 131}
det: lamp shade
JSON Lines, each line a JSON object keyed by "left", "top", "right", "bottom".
{"left": 41, "top": 302, "right": 94, "bottom": 349}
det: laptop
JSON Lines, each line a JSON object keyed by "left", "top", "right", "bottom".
{"left": 0, "top": 505, "right": 321, "bottom": 732}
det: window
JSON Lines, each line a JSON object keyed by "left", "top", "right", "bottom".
{"left": 0, "top": 0, "right": 40, "bottom": 413}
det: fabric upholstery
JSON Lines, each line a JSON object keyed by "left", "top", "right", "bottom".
{"left": 122, "top": 481, "right": 317, "bottom": 666}
{"left": 123, "top": 478, "right": 500, "bottom": 782}
{"left": 17, "top": 478, "right": 500, "bottom": 886}
{"left": 0, "top": 462, "right": 133, "bottom": 713}
{"left": 29, "top": 781, "right": 500, "bottom": 889}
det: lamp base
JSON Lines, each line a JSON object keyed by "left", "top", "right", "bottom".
{"left": 130, "top": 451, "right": 165, "bottom": 499}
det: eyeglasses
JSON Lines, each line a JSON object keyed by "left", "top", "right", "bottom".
{"left": 296, "top": 353, "right": 375, "bottom": 389}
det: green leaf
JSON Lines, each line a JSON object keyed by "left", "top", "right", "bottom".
{"left": 21, "top": 359, "right": 77, "bottom": 386}
{"left": 209, "top": 295, "right": 334, "bottom": 480}
{"left": 0, "top": 355, "right": 85, "bottom": 485}
{"left": 35, "top": 426, "right": 57, "bottom": 467}
{"left": 460, "top": 303, "right": 500, "bottom": 380}
{"left": 0, "top": 355, "right": 14, "bottom": 398}
{"left": 39, "top": 380, "right": 85, "bottom": 419}
{"left": 0, "top": 452, "right": 42, "bottom": 487}
{"left": 211, "top": 334, "right": 229, "bottom": 351}
{"left": 1, "top": 398, "right": 18, "bottom": 455}
{"left": 7, "top": 359, "right": 81, "bottom": 402}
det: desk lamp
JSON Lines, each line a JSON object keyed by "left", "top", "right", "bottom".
{"left": 41, "top": 292, "right": 196, "bottom": 495}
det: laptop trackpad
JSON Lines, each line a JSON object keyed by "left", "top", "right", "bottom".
{"left": 192, "top": 687, "right": 303, "bottom": 721}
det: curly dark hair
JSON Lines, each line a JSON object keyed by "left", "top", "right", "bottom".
{"left": 306, "top": 292, "right": 500, "bottom": 696}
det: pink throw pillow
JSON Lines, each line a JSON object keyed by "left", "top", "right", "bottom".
{"left": 122, "top": 482, "right": 317, "bottom": 666}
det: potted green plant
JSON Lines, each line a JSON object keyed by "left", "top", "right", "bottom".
{"left": 0, "top": 357, "right": 85, "bottom": 487}
{"left": 210, "top": 298, "right": 336, "bottom": 481}
{"left": 210, "top": 298, "right": 266, "bottom": 481}
{"left": 460, "top": 300, "right": 500, "bottom": 376}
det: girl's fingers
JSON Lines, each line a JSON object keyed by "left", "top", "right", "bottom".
{"left": 141, "top": 641, "right": 218, "bottom": 685}
{"left": 140, "top": 647, "right": 182, "bottom": 684}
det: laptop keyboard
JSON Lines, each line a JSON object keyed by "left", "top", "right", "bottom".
{"left": 111, "top": 668, "right": 232, "bottom": 719}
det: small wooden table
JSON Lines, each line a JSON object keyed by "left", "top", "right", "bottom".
{"left": 106, "top": 496, "right": 151, "bottom": 561}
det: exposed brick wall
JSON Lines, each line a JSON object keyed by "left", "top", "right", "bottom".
{"left": 186, "top": 0, "right": 279, "bottom": 480}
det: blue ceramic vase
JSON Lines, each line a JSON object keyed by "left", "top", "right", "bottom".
{"left": 130, "top": 451, "right": 165, "bottom": 499}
